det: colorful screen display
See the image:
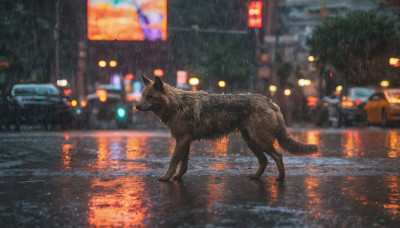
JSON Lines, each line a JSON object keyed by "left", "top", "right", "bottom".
{"left": 88, "top": 0, "right": 167, "bottom": 41}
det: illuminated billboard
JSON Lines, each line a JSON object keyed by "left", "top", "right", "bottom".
{"left": 87, "top": 0, "right": 167, "bottom": 41}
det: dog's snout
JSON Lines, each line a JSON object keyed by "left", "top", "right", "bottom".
{"left": 135, "top": 105, "right": 141, "bottom": 111}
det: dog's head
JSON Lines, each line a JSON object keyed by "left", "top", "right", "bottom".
{"left": 135, "top": 75, "right": 167, "bottom": 111}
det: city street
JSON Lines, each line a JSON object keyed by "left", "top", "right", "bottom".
{"left": 0, "top": 127, "right": 399, "bottom": 227}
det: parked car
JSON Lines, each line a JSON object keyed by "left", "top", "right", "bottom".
{"left": 79, "top": 90, "right": 129, "bottom": 129}
{"left": 7, "top": 83, "right": 72, "bottom": 130}
{"left": 337, "top": 87, "right": 375, "bottom": 127}
{"left": 364, "top": 88, "right": 400, "bottom": 127}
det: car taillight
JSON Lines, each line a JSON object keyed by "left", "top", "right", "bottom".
{"left": 341, "top": 100, "right": 354, "bottom": 108}
{"left": 355, "top": 99, "right": 361, "bottom": 105}
{"left": 96, "top": 90, "right": 107, "bottom": 102}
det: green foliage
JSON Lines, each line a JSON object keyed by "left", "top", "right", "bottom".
{"left": 0, "top": 1, "right": 54, "bottom": 90}
{"left": 307, "top": 11, "right": 399, "bottom": 85}
{"left": 0, "top": 0, "right": 79, "bottom": 92}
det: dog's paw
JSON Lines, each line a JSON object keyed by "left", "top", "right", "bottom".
{"left": 247, "top": 174, "right": 261, "bottom": 180}
{"left": 157, "top": 175, "right": 171, "bottom": 182}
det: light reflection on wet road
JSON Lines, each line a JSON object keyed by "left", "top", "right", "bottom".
{"left": 0, "top": 128, "right": 399, "bottom": 227}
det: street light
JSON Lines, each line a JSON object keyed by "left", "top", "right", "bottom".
{"left": 109, "top": 60, "right": 117, "bottom": 67}
{"left": 284, "top": 89, "right": 291, "bottom": 96}
{"left": 71, "top": 100, "right": 78, "bottom": 107}
{"left": 298, "top": 79, "right": 311, "bottom": 87}
{"left": 380, "top": 80, "right": 389, "bottom": 87}
{"left": 269, "top": 85, "right": 277, "bottom": 96}
{"left": 389, "top": 57, "right": 399, "bottom": 66}
{"left": 218, "top": 81, "right": 226, "bottom": 88}
{"left": 188, "top": 77, "right": 199, "bottom": 91}
{"left": 57, "top": 79, "right": 68, "bottom": 87}
{"left": 98, "top": 60, "right": 106, "bottom": 67}
{"left": 308, "top": 56, "right": 315, "bottom": 62}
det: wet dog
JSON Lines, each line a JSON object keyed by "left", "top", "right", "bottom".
{"left": 136, "top": 76, "right": 318, "bottom": 181}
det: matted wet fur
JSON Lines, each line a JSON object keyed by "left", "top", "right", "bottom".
{"left": 136, "top": 76, "right": 318, "bottom": 182}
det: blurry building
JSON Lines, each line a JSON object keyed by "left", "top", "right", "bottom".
{"left": 261, "top": 0, "right": 387, "bottom": 97}
{"left": 259, "top": 0, "right": 388, "bottom": 123}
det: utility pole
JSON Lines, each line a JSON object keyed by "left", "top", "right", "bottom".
{"left": 76, "top": 41, "right": 87, "bottom": 101}
{"left": 54, "top": 0, "right": 60, "bottom": 84}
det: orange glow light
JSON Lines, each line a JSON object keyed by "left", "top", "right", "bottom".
{"left": 96, "top": 90, "right": 107, "bottom": 102}
{"left": 62, "top": 144, "right": 72, "bottom": 170}
{"left": 64, "top": 89, "right": 72, "bottom": 96}
{"left": 81, "top": 100, "right": 87, "bottom": 107}
{"left": 248, "top": 1, "right": 263, "bottom": 28}
{"left": 71, "top": 100, "right": 78, "bottom": 107}
{"left": 341, "top": 100, "right": 354, "bottom": 108}
{"left": 98, "top": 60, "right": 107, "bottom": 67}
{"left": 154, "top": 69, "right": 164, "bottom": 77}
{"left": 125, "top": 74, "right": 134, "bottom": 80}
{"left": 109, "top": 60, "right": 117, "bottom": 67}
{"left": 389, "top": 57, "right": 399, "bottom": 66}
{"left": 307, "top": 96, "right": 318, "bottom": 107}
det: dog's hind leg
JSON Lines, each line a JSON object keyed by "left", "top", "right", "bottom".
{"left": 157, "top": 135, "right": 191, "bottom": 182}
{"left": 248, "top": 147, "right": 268, "bottom": 179}
{"left": 241, "top": 131, "right": 268, "bottom": 179}
{"left": 264, "top": 146, "right": 285, "bottom": 181}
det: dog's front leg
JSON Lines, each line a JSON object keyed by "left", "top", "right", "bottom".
{"left": 157, "top": 135, "right": 191, "bottom": 182}
{"left": 173, "top": 150, "right": 190, "bottom": 180}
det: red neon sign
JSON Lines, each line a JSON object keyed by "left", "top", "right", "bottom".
{"left": 248, "top": 1, "right": 263, "bottom": 28}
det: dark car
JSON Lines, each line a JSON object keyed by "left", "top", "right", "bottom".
{"left": 337, "top": 87, "right": 375, "bottom": 127}
{"left": 7, "top": 83, "right": 72, "bottom": 130}
{"left": 79, "top": 90, "right": 129, "bottom": 129}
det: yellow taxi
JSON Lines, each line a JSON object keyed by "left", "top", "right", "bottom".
{"left": 364, "top": 89, "right": 400, "bottom": 127}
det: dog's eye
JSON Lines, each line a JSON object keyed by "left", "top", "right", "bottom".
{"left": 146, "top": 95, "right": 153, "bottom": 99}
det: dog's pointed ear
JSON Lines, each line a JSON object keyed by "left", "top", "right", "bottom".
{"left": 142, "top": 75, "right": 151, "bottom": 86}
{"left": 153, "top": 76, "right": 164, "bottom": 93}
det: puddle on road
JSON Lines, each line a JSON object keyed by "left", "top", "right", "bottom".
{"left": 1, "top": 175, "right": 398, "bottom": 227}
{"left": 289, "top": 129, "right": 400, "bottom": 158}
{"left": 88, "top": 176, "right": 150, "bottom": 227}
{"left": 0, "top": 129, "right": 399, "bottom": 226}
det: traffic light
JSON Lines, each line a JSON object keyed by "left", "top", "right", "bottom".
{"left": 248, "top": 1, "right": 263, "bottom": 28}
{"left": 116, "top": 107, "right": 126, "bottom": 119}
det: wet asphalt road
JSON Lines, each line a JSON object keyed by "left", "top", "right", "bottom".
{"left": 0, "top": 127, "right": 399, "bottom": 227}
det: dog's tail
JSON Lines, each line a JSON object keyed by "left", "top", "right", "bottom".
{"left": 275, "top": 109, "right": 318, "bottom": 155}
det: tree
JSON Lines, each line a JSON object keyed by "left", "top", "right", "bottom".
{"left": 0, "top": 0, "right": 81, "bottom": 93}
{"left": 0, "top": 0, "right": 54, "bottom": 92}
{"left": 307, "top": 11, "right": 399, "bottom": 87}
